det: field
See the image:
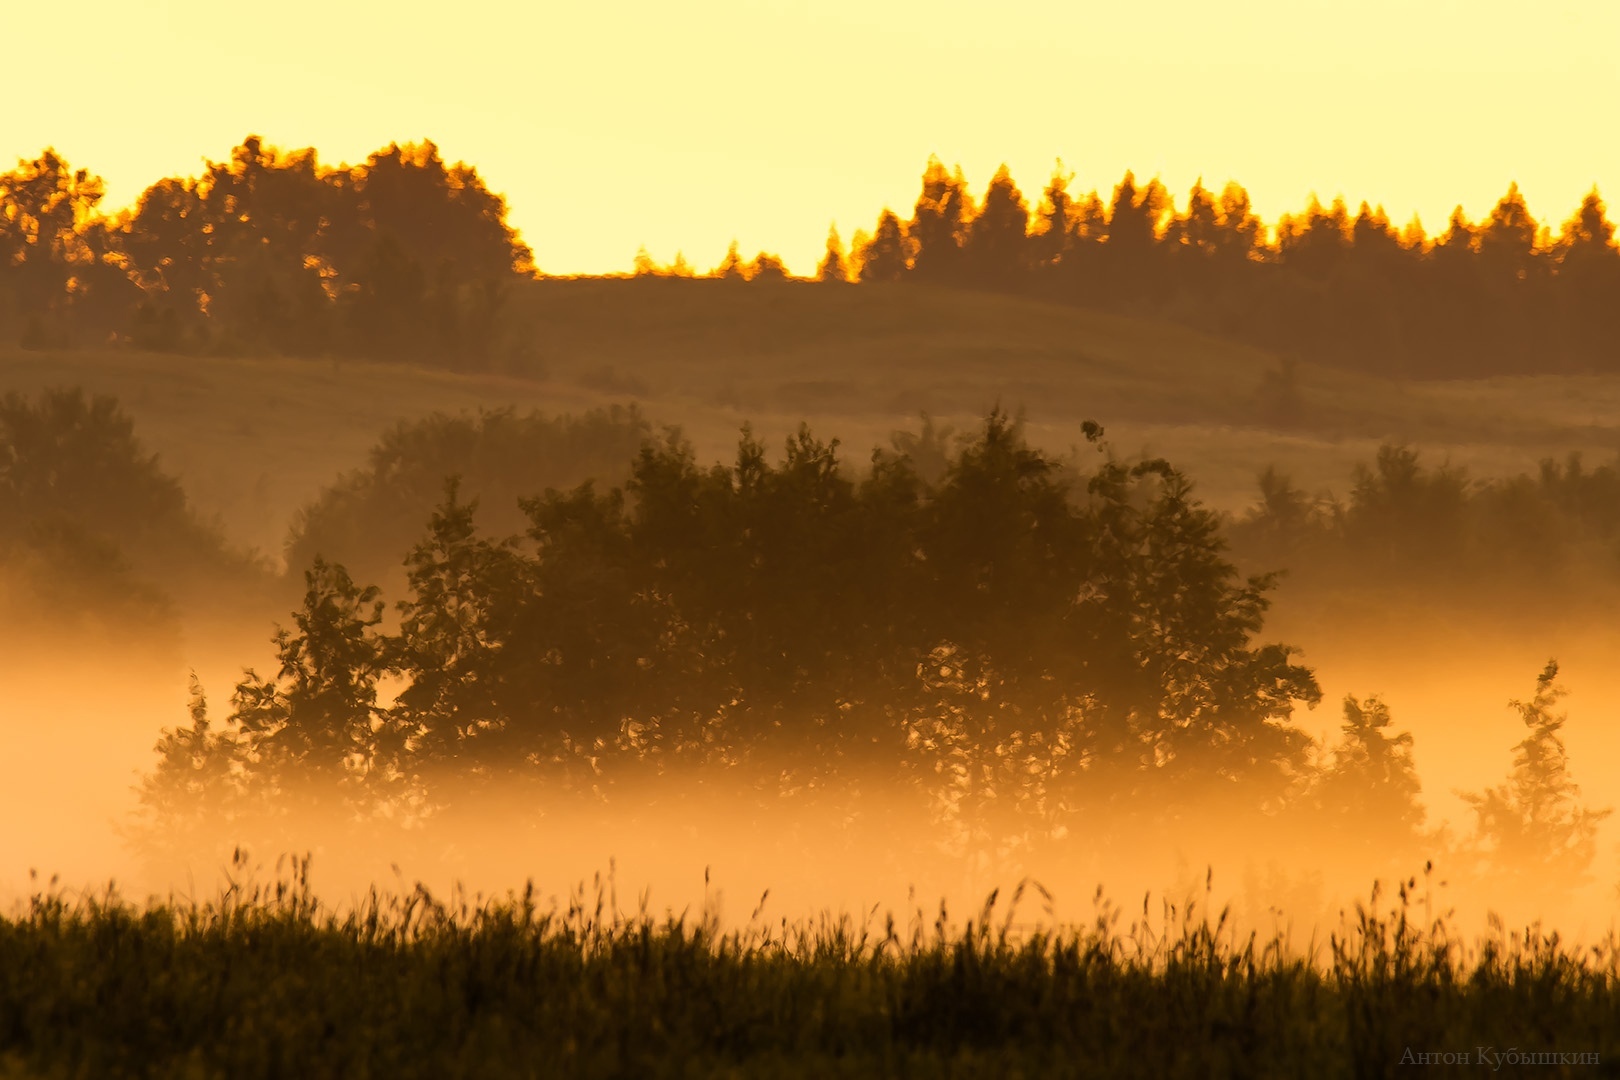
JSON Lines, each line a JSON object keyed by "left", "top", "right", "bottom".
{"left": 6, "top": 278, "right": 1620, "bottom": 561}
{"left": 2, "top": 863, "right": 1616, "bottom": 1079}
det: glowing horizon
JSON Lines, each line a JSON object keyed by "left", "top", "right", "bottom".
{"left": 10, "top": 0, "right": 1618, "bottom": 276}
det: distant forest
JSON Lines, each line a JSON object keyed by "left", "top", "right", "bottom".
{"left": 3, "top": 139, "right": 1617, "bottom": 376}
{"left": 0, "top": 139, "right": 531, "bottom": 367}
{"left": 816, "top": 161, "right": 1620, "bottom": 376}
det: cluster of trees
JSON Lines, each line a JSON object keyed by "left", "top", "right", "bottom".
{"left": 633, "top": 241, "right": 792, "bottom": 284}
{"left": 0, "top": 139, "right": 532, "bottom": 365}
{"left": 727, "top": 159, "right": 1616, "bottom": 376}
{"left": 0, "top": 387, "right": 1603, "bottom": 894}
{"left": 0, "top": 389, "right": 248, "bottom": 641}
{"left": 0, "top": 391, "right": 658, "bottom": 634}
{"left": 286, "top": 406, "right": 654, "bottom": 592}
{"left": 137, "top": 412, "right": 1611, "bottom": 899}
{"left": 144, "top": 414, "right": 1312, "bottom": 840}
{"left": 1230, "top": 446, "right": 1620, "bottom": 596}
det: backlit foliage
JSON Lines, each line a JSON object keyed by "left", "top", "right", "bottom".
{"left": 6, "top": 144, "right": 1618, "bottom": 373}
{"left": 3, "top": 138, "right": 531, "bottom": 365}
{"left": 143, "top": 413, "right": 1331, "bottom": 852}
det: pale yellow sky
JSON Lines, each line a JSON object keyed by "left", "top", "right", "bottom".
{"left": 7, "top": 0, "right": 1617, "bottom": 275}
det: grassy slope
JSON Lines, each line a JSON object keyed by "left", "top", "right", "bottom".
{"left": 511, "top": 276, "right": 1620, "bottom": 482}
{"left": 6, "top": 277, "right": 1619, "bottom": 560}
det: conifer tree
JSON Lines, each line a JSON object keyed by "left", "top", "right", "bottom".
{"left": 1101, "top": 171, "right": 1169, "bottom": 298}
{"left": 1277, "top": 195, "right": 1352, "bottom": 279}
{"left": 856, "top": 211, "right": 909, "bottom": 283}
{"left": 1477, "top": 183, "right": 1541, "bottom": 284}
{"left": 1031, "top": 160, "right": 1076, "bottom": 271}
{"left": 712, "top": 240, "right": 747, "bottom": 280}
{"left": 965, "top": 164, "right": 1030, "bottom": 287}
{"left": 1552, "top": 188, "right": 1620, "bottom": 367}
{"left": 817, "top": 224, "right": 850, "bottom": 282}
{"left": 1213, "top": 182, "right": 1261, "bottom": 262}
{"left": 1166, "top": 180, "right": 1219, "bottom": 259}
{"left": 908, "top": 156, "right": 973, "bottom": 282}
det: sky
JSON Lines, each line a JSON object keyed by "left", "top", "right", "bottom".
{"left": 7, "top": 0, "right": 1618, "bottom": 276}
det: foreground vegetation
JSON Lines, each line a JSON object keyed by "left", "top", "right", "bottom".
{"left": 1, "top": 862, "right": 1615, "bottom": 1078}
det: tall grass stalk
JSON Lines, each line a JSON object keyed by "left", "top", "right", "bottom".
{"left": 2, "top": 857, "right": 1616, "bottom": 1078}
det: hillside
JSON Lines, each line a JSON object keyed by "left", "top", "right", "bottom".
{"left": 5, "top": 278, "right": 1619, "bottom": 560}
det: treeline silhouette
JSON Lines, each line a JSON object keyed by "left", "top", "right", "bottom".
{"left": 633, "top": 160, "right": 1618, "bottom": 376}
{"left": 805, "top": 159, "right": 1620, "bottom": 376}
{"left": 1230, "top": 446, "right": 1620, "bottom": 597}
{"left": 0, "top": 388, "right": 253, "bottom": 642}
{"left": 10, "top": 141, "right": 1619, "bottom": 376}
{"left": 136, "top": 412, "right": 1610, "bottom": 902}
{"left": 0, "top": 139, "right": 531, "bottom": 366}
{"left": 283, "top": 410, "right": 1620, "bottom": 623}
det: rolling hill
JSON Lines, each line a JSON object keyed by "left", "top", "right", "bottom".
{"left": 4, "top": 277, "right": 1618, "bottom": 561}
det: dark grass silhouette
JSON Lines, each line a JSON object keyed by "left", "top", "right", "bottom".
{"left": 2, "top": 859, "right": 1615, "bottom": 1079}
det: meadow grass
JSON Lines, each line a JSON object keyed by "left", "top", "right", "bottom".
{"left": 2, "top": 858, "right": 1616, "bottom": 1079}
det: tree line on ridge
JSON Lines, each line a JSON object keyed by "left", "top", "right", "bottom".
{"left": 5, "top": 141, "right": 1617, "bottom": 376}
{"left": 660, "top": 158, "right": 1620, "bottom": 377}
{"left": 0, "top": 139, "right": 530, "bottom": 366}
